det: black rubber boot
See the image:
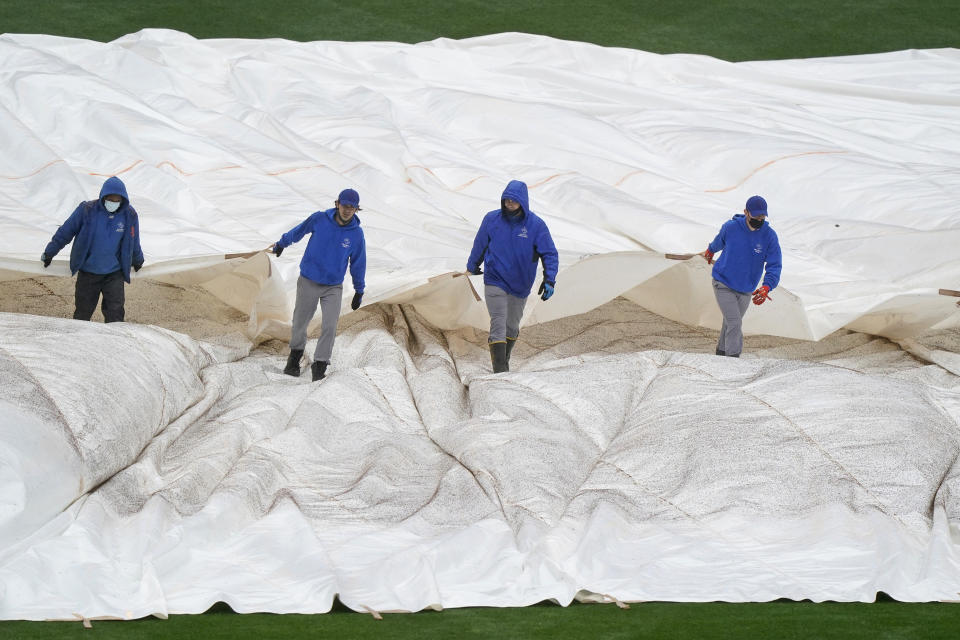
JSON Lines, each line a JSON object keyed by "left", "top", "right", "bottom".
{"left": 284, "top": 349, "right": 303, "bottom": 377}
{"left": 715, "top": 349, "right": 725, "bottom": 356}
{"left": 506, "top": 337, "right": 517, "bottom": 367}
{"left": 311, "top": 360, "right": 328, "bottom": 382}
{"left": 489, "top": 342, "right": 508, "bottom": 373}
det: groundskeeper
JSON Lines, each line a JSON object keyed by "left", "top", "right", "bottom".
{"left": 41, "top": 176, "right": 144, "bottom": 323}
{"left": 702, "top": 195, "right": 782, "bottom": 358}
{"left": 466, "top": 180, "right": 559, "bottom": 373}
{"left": 273, "top": 188, "right": 366, "bottom": 381}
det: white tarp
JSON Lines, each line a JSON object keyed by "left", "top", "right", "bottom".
{"left": 0, "top": 30, "right": 958, "bottom": 340}
{"left": 1, "top": 31, "right": 960, "bottom": 619}
{"left": 1, "top": 302, "right": 959, "bottom": 618}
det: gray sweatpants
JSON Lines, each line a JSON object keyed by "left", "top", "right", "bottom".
{"left": 290, "top": 277, "right": 343, "bottom": 362}
{"left": 485, "top": 285, "right": 526, "bottom": 343}
{"left": 713, "top": 279, "right": 752, "bottom": 357}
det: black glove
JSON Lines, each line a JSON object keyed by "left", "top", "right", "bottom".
{"left": 132, "top": 261, "right": 143, "bottom": 272}
{"left": 41, "top": 253, "right": 52, "bottom": 268}
{"left": 351, "top": 292, "right": 363, "bottom": 310}
{"left": 273, "top": 243, "right": 284, "bottom": 257}
{"left": 469, "top": 266, "right": 483, "bottom": 275}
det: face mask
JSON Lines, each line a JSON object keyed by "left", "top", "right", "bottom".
{"left": 104, "top": 199, "right": 121, "bottom": 213}
{"left": 748, "top": 217, "right": 764, "bottom": 230}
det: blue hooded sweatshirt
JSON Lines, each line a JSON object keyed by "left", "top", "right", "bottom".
{"left": 466, "top": 180, "right": 559, "bottom": 298}
{"left": 708, "top": 214, "right": 782, "bottom": 294}
{"left": 277, "top": 208, "right": 366, "bottom": 293}
{"left": 44, "top": 176, "right": 144, "bottom": 283}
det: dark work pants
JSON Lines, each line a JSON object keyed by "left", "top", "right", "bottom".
{"left": 74, "top": 270, "right": 125, "bottom": 323}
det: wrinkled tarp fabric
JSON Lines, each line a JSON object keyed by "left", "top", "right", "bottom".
{"left": 0, "top": 305, "right": 959, "bottom": 619}
{"left": 0, "top": 31, "right": 957, "bottom": 341}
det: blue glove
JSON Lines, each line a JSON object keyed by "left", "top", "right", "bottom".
{"left": 273, "top": 243, "right": 284, "bottom": 257}
{"left": 538, "top": 279, "right": 555, "bottom": 301}
{"left": 351, "top": 292, "right": 363, "bottom": 310}
{"left": 41, "top": 253, "right": 52, "bottom": 268}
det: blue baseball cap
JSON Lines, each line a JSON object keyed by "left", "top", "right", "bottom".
{"left": 745, "top": 195, "right": 768, "bottom": 217}
{"left": 338, "top": 188, "right": 360, "bottom": 207}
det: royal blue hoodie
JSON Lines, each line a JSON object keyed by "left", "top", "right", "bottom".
{"left": 277, "top": 208, "right": 366, "bottom": 293}
{"left": 708, "top": 214, "right": 782, "bottom": 294}
{"left": 44, "top": 176, "right": 144, "bottom": 283}
{"left": 466, "top": 180, "right": 559, "bottom": 298}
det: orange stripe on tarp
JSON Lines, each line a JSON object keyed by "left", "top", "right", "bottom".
{"left": 705, "top": 151, "right": 847, "bottom": 193}
{"left": 0, "top": 159, "right": 66, "bottom": 180}
{"left": 452, "top": 171, "right": 574, "bottom": 193}
{"left": 88, "top": 160, "right": 143, "bottom": 176}
{"left": 528, "top": 171, "right": 575, "bottom": 188}
{"left": 266, "top": 164, "right": 329, "bottom": 176}
{"left": 453, "top": 176, "right": 483, "bottom": 191}
{"left": 4, "top": 159, "right": 339, "bottom": 179}
{"left": 159, "top": 161, "right": 335, "bottom": 176}
{"left": 406, "top": 164, "right": 438, "bottom": 177}
{"left": 157, "top": 161, "right": 245, "bottom": 175}
{"left": 614, "top": 169, "right": 645, "bottom": 186}
{"left": 156, "top": 163, "right": 331, "bottom": 177}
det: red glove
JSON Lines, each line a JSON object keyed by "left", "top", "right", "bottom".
{"left": 702, "top": 248, "right": 714, "bottom": 265}
{"left": 752, "top": 285, "right": 772, "bottom": 305}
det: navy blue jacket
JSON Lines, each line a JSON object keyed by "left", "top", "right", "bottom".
{"left": 708, "top": 214, "right": 782, "bottom": 294}
{"left": 44, "top": 177, "right": 144, "bottom": 283}
{"left": 276, "top": 208, "right": 366, "bottom": 293}
{"left": 466, "top": 180, "right": 559, "bottom": 298}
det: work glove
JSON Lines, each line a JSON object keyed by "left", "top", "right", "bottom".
{"left": 41, "top": 253, "right": 51, "bottom": 268}
{"left": 752, "top": 285, "right": 772, "bottom": 305}
{"left": 132, "top": 261, "right": 143, "bottom": 272}
{"left": 467, "top": 266, "right": 482, "bottom": 275}
{"left": 351, "top": 292, "right": 363, "bottom": 310}
{"left": 273, "top": 243, "right": 284, "bottom": 257}
{"left": 702, "top": 248, "right": 714, "bottom": 265}
{"left": 538, "top": 279, "right": 555, "bottom": 301}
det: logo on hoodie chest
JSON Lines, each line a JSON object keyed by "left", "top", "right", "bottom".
{"left": 754, "top": 243, "right": 763, "bottom": 254}
{"left": 518, "top": 226, "right": 528, "bottom": 239}
{"left": 341, "top": 237, "right": 351, "bottom": 249}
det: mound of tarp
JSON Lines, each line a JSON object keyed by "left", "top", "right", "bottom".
{"left": 1, "top": 30, "right": 958, "bottom": 341}
{"left": 1, "top": 303, "right": 959, "bottom": 619}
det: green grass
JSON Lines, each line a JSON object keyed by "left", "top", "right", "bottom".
{"left": 2, "top": 597, "right": 960, "bottom": 640}
{"left": 3, "top": 0, "right": 960, "bottom": 636}
{"left": 1, "top": 0, "right": 958, "bottom": 60}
